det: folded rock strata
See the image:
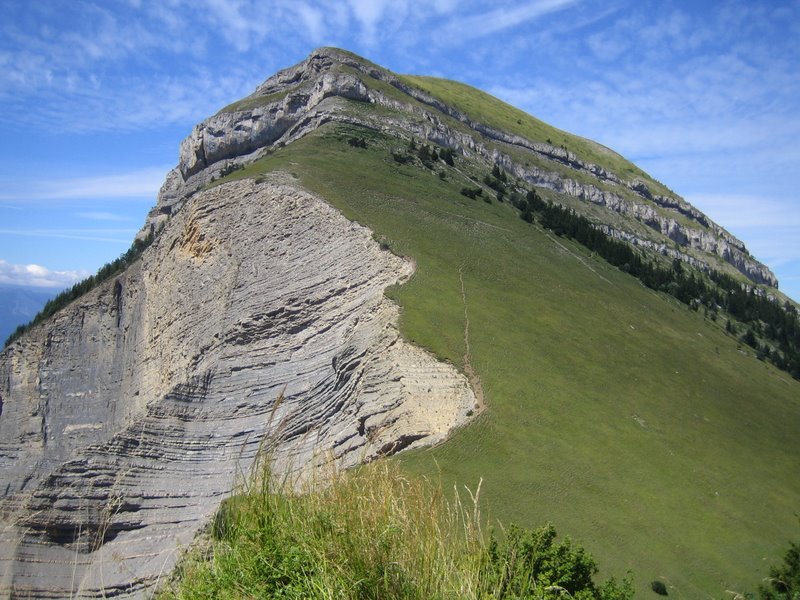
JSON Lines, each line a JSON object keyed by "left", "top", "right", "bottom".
{"left": 0, "top": 177, "right": 474, "bottom": 598}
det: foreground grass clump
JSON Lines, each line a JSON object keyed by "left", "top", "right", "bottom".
{"left": 159, "top": 461, "right": 633, "bottom": 599}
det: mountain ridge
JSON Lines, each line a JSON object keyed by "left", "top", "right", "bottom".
{"left": 1, "top": 47, "right": 798, "bottom": 598}
{"left": 147, "top": 46, "right": 777, "bottom": 289}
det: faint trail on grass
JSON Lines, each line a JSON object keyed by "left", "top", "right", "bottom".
{"left": 545, "top": 232, "right": 612, "bottom": 284}
{"left": 434, "top": 208, "right": 513, "bottom": 232}
{"left": 459, "top": 263, "right": 485, "bottom": 413}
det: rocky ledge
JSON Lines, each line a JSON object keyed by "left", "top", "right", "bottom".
{"left": 149, "top": 47, "right": 775, "bottom": 288}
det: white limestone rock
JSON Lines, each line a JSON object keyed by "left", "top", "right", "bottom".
{"left": 0, "top": 177, "right": 474, "bottom": 599}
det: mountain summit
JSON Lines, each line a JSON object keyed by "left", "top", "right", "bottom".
{"left": 2, "top": 48, "right": 798, "bottom": 598}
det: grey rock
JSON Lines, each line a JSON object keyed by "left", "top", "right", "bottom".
{"left": 0, "top": 177, "right": 474, "bottom": 598}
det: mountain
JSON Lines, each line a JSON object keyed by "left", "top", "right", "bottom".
{"left": 1, "top": 48, "right": 798, "bottom": 599}
{"left": 0, "top": 285, "right": 57, "bottom": 345}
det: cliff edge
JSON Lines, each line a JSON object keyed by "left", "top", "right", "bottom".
{"left": 0, "top": 176, "right": 474, "bottom": 598}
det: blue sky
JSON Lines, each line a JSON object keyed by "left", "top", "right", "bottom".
{"left": 1, "top": 0, "right": 799, "bottom": 300}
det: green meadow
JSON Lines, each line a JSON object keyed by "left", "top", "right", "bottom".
{"left": 220, "top": 120, "right": 800, "bottom": 597}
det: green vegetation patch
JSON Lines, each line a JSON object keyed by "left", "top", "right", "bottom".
{"left": 159, "top": 460, "right": 633, "bottom": 599}
{"left": 216, "top": 88, "right": 296, "bottom": 115}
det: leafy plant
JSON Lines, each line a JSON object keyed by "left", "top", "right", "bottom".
{"left": 759, "top": 541, "right": 800, "bottom": 599}
{"left": 650, "top": 580, "right": 667, "bottom": 595}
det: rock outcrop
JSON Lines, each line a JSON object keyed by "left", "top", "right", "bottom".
{"left": 0, "top": 176, "right": 474, "bottom": 598}
{"left": 145, "top": 47, "right": 775, "bottom": 288}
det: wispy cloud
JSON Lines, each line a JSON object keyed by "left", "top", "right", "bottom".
{"left": 0, "top": 259, "right": 90, "bottom": 288}
{"left": 687, "top": 194, "right": 800, "bottom": 230}
{"left": 77, "top": 211, "right": 133, "bottom": 222}
{"left": 440, "top": 0, "right": 579, "bottom": 40}
{"left": 0, "top": 229, "right": 135, "bottom": 244}
{"left": 0, "top": 168, "right": 168, "bottom": 201}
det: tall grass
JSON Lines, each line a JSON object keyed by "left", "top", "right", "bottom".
{"left": 159, "top": 458, "right": 484, "bottom": 599}
{"left": 158, "top": 456, "right": 633, "bottom": 599}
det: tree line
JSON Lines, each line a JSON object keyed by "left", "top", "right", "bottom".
{"left": 512, "top": 186, "right": 800, "bottom": 379}
{"left": 4, "top": 233, "right": 154, "bottom": 348}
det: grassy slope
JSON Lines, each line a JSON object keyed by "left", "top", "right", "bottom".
{"left": 222, "top": 122, "right": 800, "bottom": 598}
{"left": 397, "top": 74, "right": 762, "bottom": 285}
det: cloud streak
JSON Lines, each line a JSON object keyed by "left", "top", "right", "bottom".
{"left": 0, "top": 259, "right": 90, "bottom": 288}
{"left": 0, "top": 229, "right": 135, "bottom": 244}
{"left": 0, "top": 168, "right": 169, "bottom": 201}
{"left": 440, "top": 0, "right": 579, "bottom": 40}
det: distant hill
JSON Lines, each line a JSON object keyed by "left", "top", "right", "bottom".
{"left": 0, "top": 284, "right": 57, "bottom": 344}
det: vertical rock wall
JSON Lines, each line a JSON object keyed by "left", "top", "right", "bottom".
{"left": 0, "top": 177, "right": 474, "bottom": 598}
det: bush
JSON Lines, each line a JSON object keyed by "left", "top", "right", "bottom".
{"left": 348, "top": 137, "right": 368, "bottom": 148}
{"left": 219, "top": 162, "right": 243, "bottom": 177}
{"left": 392, "top": 151, "right": 412, "bottom": 164}
{"left": 439, "top": 147, "right": 455, "bottom": 166}
{"left": 651, "top": 580, "right": 668, "bottom": 595}
{"left": 460, "top": 187, "right": 483, "bottom": 200}
{"left": 759, "top": 540, "right": 800, "bottom": 599}
{"left": 484, "top": 523, "right": 634, "bottom": 600}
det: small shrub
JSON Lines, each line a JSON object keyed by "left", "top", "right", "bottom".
{"left": 460, "top": 187, "right": 482, "bottom": 200}
{"left": 439, "top": 147, "right": 455, "bottom": 166}
{"left": 759, "top": 540, "right": 800, "bottom": 599}
{"left": 392, "top": 151, "right": 411, "bottom": 164}
{"left": 219, "top": 162, "right": 243, "bottom": 177}
{"left": 651, "top": 580, "right": 668, "bottom": 595}
{"left": 348, "top": 136, "right": 367, "bottom": 148}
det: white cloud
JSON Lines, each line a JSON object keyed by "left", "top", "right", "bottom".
{"left": 198, "top": 0, "right": 270, "bottom": 52}
{"left": 440, "top": 0, "right": 579, "bottom": 40}
{"left": 346, "top": 0, "right": 404, "bottom": 45}
{"left": 0, "top": 259, "right": 90, "bottom": 288}
{"left": 0, "top": 229, "right": 136, "bottom": 244}
{"left": 686, "top": 194, "right": 800, "bottom": 230}
{"left": 77, "top": 211, "right": 133, "bottom": 222}
{"left": 294, "top": 3, "right": 326, "bottom": 44}
{"left": 0, "top": 168, "right": 169, "bottom": 201}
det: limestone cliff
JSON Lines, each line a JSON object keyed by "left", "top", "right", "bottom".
{"left": 145, "top": 47, "right": 775, "bottom": 288}
{"left": 0, "top": 176, "right": 474, "bottom": 598}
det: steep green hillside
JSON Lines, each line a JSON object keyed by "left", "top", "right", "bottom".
{"left": 219, "top": 120, "right": 800, "bottom": 598}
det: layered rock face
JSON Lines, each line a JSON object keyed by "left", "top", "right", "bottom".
{"left": 151, "top": 47, "right": 775, "bottom": 287}
{"left": 0, "top": 177, "right": 474, "bottom": 598}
